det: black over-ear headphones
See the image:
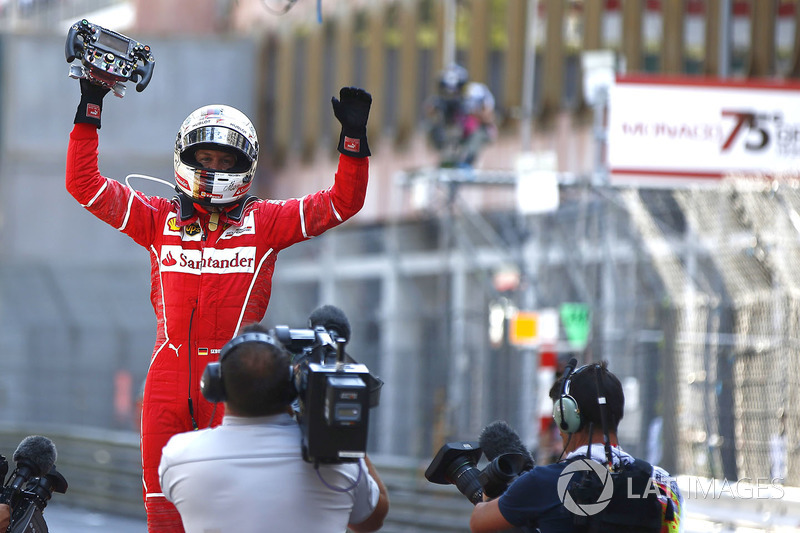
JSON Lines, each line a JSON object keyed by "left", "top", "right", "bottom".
{"left": 200, "top": 332, "right": 294, "bottom": 404}
{"left": 553, "top": 358, "right": 587, "bottom": 434}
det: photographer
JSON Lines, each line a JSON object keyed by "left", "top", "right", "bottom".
{"left": 424, "top": 63, "right": 496, "bottom": 168}
{"left": 470, "top": 361, "right": 682, "bottom": 533}
{"left": 158, "top": 324, "right": 389, "bottom": 533}
{"left": 66, "top": 75, "right": 372, "bottom": 532}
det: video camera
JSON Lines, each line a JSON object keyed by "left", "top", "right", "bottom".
{"left": 425, "top": 441, "right": 528, "bottom": 505}
{"left": 65, "top": 19, "right": 155, "bottom": 97}
{"left": 272, "top": 324, "right": 382, "bottom": 466}
{"left": 1, "top": 436, "right": 68, "bottom": 533}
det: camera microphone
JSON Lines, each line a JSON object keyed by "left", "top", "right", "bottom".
{"left": 308, "top": 304, "right": 351, "bottom": 344}
{"left": 13, "top": 436, "right": 57, "bottom": 477}
{"left": 478, "top": 420, "right": 534, "bottom": 472}
{"left": 1, "top": 436, "right": 57, "bottom": 506}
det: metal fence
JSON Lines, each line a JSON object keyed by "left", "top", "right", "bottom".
{"left": 261, "top": 175, "right": 800, "bottom": 486}
{"left": 654, "top": 179, "right": 800, "bottom": 484}
{"left": 2, "top": 177, "right": 798, "bottom": 486}
{"left": 0, "top": 424, "right": 476, "bottom": 531}
{"left": 1, "top": 177, "right": 799, "bottom": 533}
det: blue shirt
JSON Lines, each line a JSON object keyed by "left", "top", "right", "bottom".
{"left": 498, "top": 462, "right": 576, "bottom": 533}
{"left": 497, "top": 444, "right": 682, "bottom": 533}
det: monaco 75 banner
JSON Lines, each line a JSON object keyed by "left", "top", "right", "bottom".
{"left": 607, "top": 75, "right": 800, "bottom": 186}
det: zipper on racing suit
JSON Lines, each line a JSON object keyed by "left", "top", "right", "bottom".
{"left": 188, "top": 217, "right": 216, "bottom": 430}
{"left": 187, "top": 305, "right": 199, "bottom": 430}
{"left": 187, "top": 215, "right": 224, "bottom": 430}
{"left": 189, "top": 216, "right": 213, "bottom": 429}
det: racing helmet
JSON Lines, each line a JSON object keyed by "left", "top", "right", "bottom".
{"left": 438, "top": 63, "right": 469, "bottom": 97}
{"left": 174, "top": 104, "right": 259, "bottom": 206}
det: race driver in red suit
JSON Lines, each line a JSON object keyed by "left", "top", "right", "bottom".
{"left": 65, "top": 79, "right": 372, "bottom": 532}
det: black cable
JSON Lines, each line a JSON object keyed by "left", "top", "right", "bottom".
{"left": 593, "top": 364, "right": 615, "bottom": 471}
{"left": 315, "top": 460, "right": 362, "bottom": 493}
{"left": 207, "top": 403, "right": 218, "bottom": 429}
{"left": 557, "top": 433, "right": 572, "bottom": 463}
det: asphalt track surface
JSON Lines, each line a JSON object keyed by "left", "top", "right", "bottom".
{"left": 34, "top": 504, "right": 146, "bottom": 533}
{"left": 35, "top": 501, "right": 791, "bottom": 532}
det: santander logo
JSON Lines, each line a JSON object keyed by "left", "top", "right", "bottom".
{"left": 162, "top": 251, "right": 178, "bottom": 267}
{"left": 159, "top": 246, "right": 257, "bottom": 274}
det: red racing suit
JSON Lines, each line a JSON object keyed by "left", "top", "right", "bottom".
{"left": 65, "top": 123, "right": 368, "bottom": 531}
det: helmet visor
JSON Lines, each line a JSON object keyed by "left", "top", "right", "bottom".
{"left": 181, "top": 126, "right": 257, "bottom": 173}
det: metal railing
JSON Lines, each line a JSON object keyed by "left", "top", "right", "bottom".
{"left": 2, "top": 425, "right": 799, "bottom": 532}
{"left": 0, "top": 424, "right": 474, "bottom": 531}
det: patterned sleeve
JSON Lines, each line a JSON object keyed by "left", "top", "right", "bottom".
{"left": 652, "top": 465, "right": 683, "bottom": 533}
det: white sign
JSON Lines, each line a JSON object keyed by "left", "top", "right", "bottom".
{"left": 537, "top": 308, "right": 559, "bottom": 344}
{"left": 607, "top": 76, "right": 800, "bottom": 186}
{"left": 515, "top": 151, "right": 560, "bottom": 214}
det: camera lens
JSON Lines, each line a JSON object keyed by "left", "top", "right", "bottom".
{"left": 446, "top": 460, "right": 484, "bottom": 505}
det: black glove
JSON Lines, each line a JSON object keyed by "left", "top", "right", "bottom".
{"left": 74, "top": 78, "right": 110, "bottom": 129}
{"left": 332, "top": 86, "right": 372, "bottom": 158}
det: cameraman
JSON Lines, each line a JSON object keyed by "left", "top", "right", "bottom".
{"left": 158, "top": 324, "right": 389, "bottom": 533}
{"left": 470, "top": 361, "right": 682, "bottom": 533}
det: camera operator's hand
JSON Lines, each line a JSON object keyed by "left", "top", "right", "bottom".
{"left": 74, "top": 78, "right": 110, "bottom": 129}
{"left": 0, "top": 503, "right": 11, "bottom": 533}
{"left": 332, "top": 87, "right": 372, "bottom": 158}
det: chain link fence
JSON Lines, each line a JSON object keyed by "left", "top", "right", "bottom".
{"left": 599, "top": 178, "right": 799, "bottom": 485}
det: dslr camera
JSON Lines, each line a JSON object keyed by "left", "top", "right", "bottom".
{"left": 272, "top": 324, "right": 382, "bottom": 466}
{"left": 65, "top": 19, "right": 155, "bottom": 97}
{"left": 425, "top": 441, "right": 528, "bottom": 505}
